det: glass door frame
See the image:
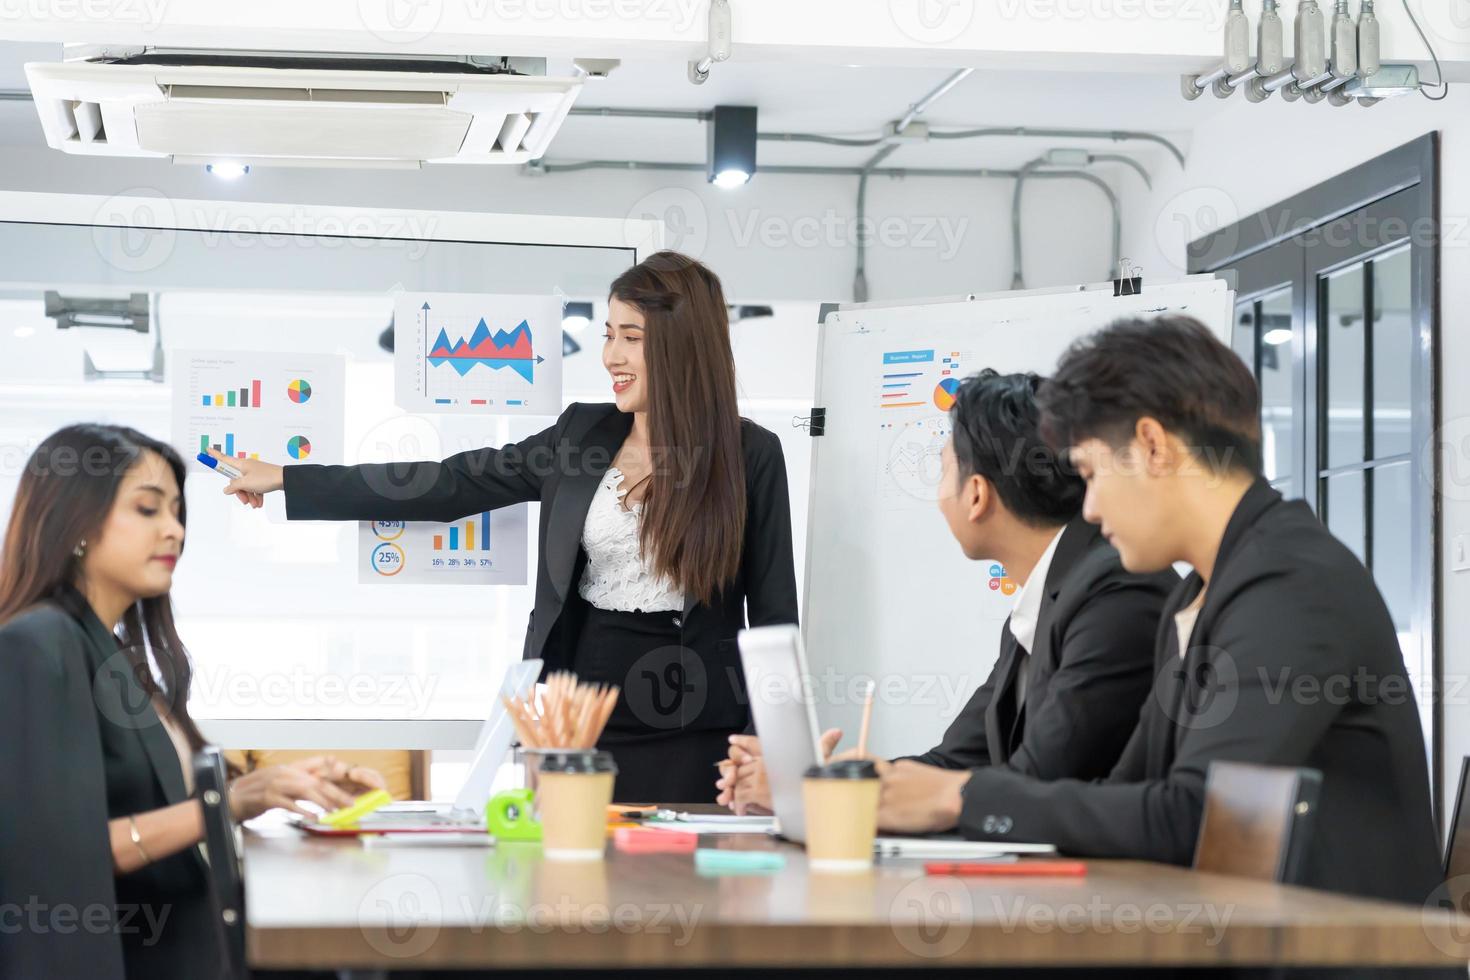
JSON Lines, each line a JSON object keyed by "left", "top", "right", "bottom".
{"left": 1230, "top": 244, "right": 1307, "bottom": 502}
{"left": 1189, "top": 134, "right": 1442, "bottom": 820}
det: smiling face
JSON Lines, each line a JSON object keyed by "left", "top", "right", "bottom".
{"left": 82, "top": 450, "right": 185, "bottom": 602}
{"left": 603, "top": 296, "right": 649, "bottom": 413}
{"left": 1070, "top": 432, "right": 1177, "bottom": 573}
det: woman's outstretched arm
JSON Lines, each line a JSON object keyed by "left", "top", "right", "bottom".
{"left": 215, "top": 403, "right": 583, "bottom": 524}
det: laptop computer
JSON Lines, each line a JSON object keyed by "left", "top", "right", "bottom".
{"left": 738, "top": 625, "right": 1055, "bottom": 858}
{"left": 296, "top": 658, "right": 542, "bottom": 834}
{"left": 736, "top": 625, "right": 823, "bottom": 842}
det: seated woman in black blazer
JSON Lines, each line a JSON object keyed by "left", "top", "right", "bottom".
{"left": 216, "top": 251, "right": 800, "bottom": 803}
{"left": 0, "top": 424, "right": 384, "bottom": 980}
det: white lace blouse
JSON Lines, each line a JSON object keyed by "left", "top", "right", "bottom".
{"left": 577, "top": 466, "right": 685, "bottom": 613}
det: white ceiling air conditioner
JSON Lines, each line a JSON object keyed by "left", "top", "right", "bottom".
{"left": 23, "top": 61, "right": 584, "bottom": 168}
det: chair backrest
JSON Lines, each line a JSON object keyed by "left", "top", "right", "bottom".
{"left": 1192, "top": 760, "right": 1322, "bottom": 884}
{"left": 193, "top": 747, "right": 246, "bottom": 980}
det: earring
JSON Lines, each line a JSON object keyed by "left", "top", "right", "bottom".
{"left": 73, "top": 540, "right": 86, "bottom": 559}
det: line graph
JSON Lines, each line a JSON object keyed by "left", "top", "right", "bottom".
{"left": 878, "top": 414, "right": 951, "bottom": 508}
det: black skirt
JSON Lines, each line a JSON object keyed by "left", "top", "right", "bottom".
{"left": 572, "top": 605, "right": 735, "bottom": 805}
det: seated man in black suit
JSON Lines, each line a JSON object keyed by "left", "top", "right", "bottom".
{"left": 878, "top": 314, "right": 1441, "bottom": 906}
{"left": 717, "top": 370, "right": 1178, "bottom": 834}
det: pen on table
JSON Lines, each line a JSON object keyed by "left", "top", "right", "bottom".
{"left": 925, "top": 860, "right": 1087, "bottom": 877}
{"left": 857, "top": 679, "right": 876, "bottom": 758}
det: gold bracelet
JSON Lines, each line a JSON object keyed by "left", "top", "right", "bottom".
{"left": 127, "top": 815, "right": 152, "bottom": 865}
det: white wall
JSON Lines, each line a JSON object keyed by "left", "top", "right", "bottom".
{"left": 1121, "top": 87, "right": 1470, "bottom": 812}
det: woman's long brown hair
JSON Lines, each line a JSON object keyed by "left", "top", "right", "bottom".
{"left": 0, "top": 424, "right": 212, "bottom": 757}
{"left": 610, "top": 251, "right": 746, "bottom": 606}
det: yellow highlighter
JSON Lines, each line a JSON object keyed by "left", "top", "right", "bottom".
{"left": 320, "top": 789, "right": 393, "bottom": 829}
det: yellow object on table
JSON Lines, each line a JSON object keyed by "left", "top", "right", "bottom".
{"left": 321, "top": 789, "right": 393, "bottom": 829}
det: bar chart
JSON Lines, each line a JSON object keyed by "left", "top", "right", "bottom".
{"left": 359, "top": 507, "right": 528, "bottom": 586}
{"left": 433, "top": 512, "right": 491, "bottom": 552}
{"left": 198, "top": 432, "right": 260, "bottom": 460}
{"left": 200, "top": 378, "right": 263, "bottom": 409}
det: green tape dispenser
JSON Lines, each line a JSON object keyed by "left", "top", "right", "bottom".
{"left": 485, "top": 788, "right": 542, "bottom": 841}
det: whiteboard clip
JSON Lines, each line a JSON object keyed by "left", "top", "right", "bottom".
{"left": 794, "top": 408, "right": 826, "bottom": 436}
{"left": 1113, "top": 259, "right": 1143, "bottom": 297}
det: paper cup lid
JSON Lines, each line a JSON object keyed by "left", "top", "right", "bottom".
{"left": 535, "top": 749, "right": 618, "bottom": 774}
{"left": 804, "top": 759, "right": 878, "bottom": 780}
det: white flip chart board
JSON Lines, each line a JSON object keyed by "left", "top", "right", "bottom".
{"left": 801, "top": 276, "right": 1234, "bottom": 758}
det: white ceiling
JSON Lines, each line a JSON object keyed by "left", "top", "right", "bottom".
{"left": 0, "top": 42, "right": 1217, "bottom": 174}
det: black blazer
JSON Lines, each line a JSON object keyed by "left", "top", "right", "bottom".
{"left": 904, "top": 518, "right": 1176, "bottom": 789}
{"left": 958, "top": 480, "right": 1443, "bottom": 905}
{"left": 0, "top": 591, "right": 220, "bottom": 980}
{"left": 283, "top": 402, "right": 800, "bottom": 732}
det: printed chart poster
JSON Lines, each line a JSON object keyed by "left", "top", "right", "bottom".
{"left": 358, "top": 507, "right": 529, "bottom": 586}
{"left": 171, "top": 349, "right": 345, "bottom": 473}
{"left": 394, "top": 291, "right": 563, "bottom": 416}
{"left": 875, "top": 346, "right": 973, "bottom": 510}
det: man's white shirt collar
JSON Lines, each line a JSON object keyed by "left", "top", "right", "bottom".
{"left": 1007, "top": 527, "right": 1067, "bottom": 655}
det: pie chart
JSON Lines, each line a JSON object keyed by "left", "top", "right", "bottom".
{"left": 934, "top": 377, "right": 961, "bottom": 411}
{"left": 287, "top": 378, "right": 312, "bottom": 404}
{"left": 286, "top": 435, "right": 312, "bottom": 460}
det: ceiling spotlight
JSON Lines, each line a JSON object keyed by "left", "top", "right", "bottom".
{"left": 712, "top": 169, "right": 750, "bottom": 189}
{"left": 708, "top": 105, "right": 757, "bottom": 189}
{"left": 1263, "top": 328, "right": 1293, "bottom": 346}
{"left": 206, "top": 161, "right": 250, "bottom": 179}
{"left": 13, "top": 326, "right": 35, "bottom": 339}
{"left": 562, "top": 301, "right": 594, "bottom": 334}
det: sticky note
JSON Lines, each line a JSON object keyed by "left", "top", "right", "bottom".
{"left": 614, "top": 827, "right": 698, "bottom": 854}
{"left": 694, "top": 848, "right": 786, "bottom": 874}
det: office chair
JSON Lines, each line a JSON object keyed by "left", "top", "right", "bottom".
{"left": 194, "top": 746, "right": 248, "bottom": 980}
{"left": 1192, "top": 760, "right": 1322, "bottom": 884}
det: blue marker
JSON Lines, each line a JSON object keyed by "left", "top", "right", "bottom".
{"left": 196, "top": 452, "right": 243, "bottom": 481}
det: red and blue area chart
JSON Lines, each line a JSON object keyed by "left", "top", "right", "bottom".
{"left": 394, "top": 292, "right": 563, "bottom": 416}
{"left": 427, "top": 318, "right": 542, "bottom": 383}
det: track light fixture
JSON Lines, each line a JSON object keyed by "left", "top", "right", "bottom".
{"left": 708, "top": 105, "right": 757, "bottom": 188}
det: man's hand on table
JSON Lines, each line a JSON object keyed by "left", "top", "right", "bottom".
{"left": 874, "top": 759, "right": 971, "bottom": 834}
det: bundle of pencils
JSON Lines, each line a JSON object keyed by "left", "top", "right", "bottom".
{"left": 503, "top": 671, "right": 620, "bottom": 750}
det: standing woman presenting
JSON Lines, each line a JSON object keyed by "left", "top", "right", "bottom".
{"left": 218, "top": 251, "right": 799, "bottom": 802}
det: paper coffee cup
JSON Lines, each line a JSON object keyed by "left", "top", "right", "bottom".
{"left": 536, "top": 750, "right": 617, "bottom": 861}
{"left": 802, "top": 759, "right": 880, "bottom": 872}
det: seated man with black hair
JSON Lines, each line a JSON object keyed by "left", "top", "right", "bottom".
{"left": 878, "top": 315, "right": 1441, "bottom": 907}
{"left": 717, "top": 370, "right": 1178, "bottom": 834}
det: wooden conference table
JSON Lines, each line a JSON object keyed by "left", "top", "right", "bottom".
{"left": 245, "top": 822, "right": 1470, "bottom": 972}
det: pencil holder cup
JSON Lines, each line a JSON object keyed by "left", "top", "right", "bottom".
{"left": 534, "top": 749, "right": 617, "bottom": 861}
